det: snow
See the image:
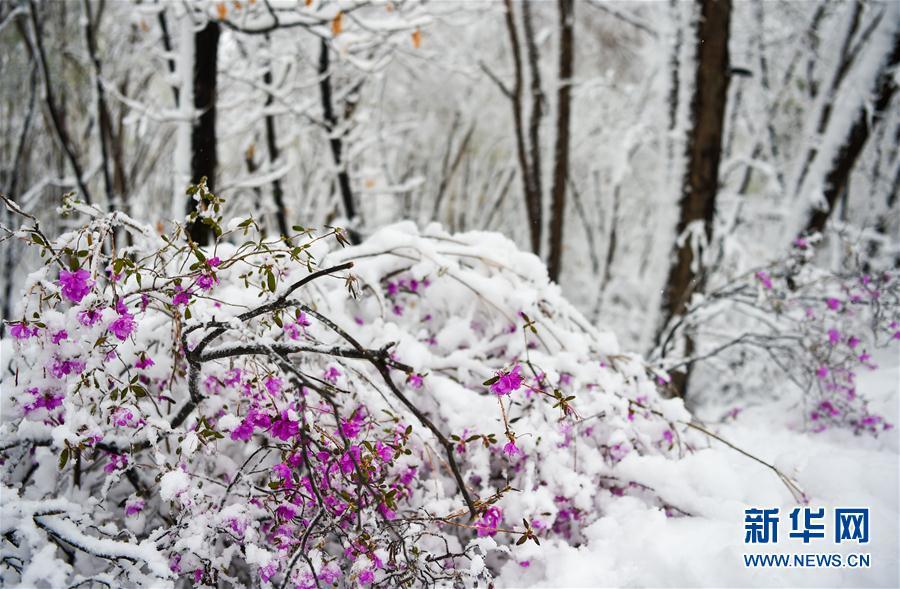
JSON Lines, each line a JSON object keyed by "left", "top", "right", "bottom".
{"left": 497, "top": 346, "right": 899, "bottom": 587}
{"left": 159, "top": 470, "right": 190, "bottom": 502}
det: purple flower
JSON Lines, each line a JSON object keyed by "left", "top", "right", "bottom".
{"left": 78, "top": 309, "right": 102, "bottom": 326}
{"left": 490, "top": 365, "right": 523, "bottom": 396}
{"left": 847, "top": 336, "right": 860, "bottom": 349}
{"left": 407, "top": 373, "right": 424, "bottom": 389}
{"left": 816, "top": 366, "right": 829, "bottom": 379}
{"left": 172, "top": 285, "right": 192, "bottom": 307}
{"left": 10, "top": 322, "right": 37, "bottom": 339}
{"left": 323, "top": 366, "right": 341, "bottom": 384}
{"left": 827, "top": 328, "right": 841, "bottom": 345}
{"left": 793, "top": 237, "right": 809, "bottom": 249}
{"left": 125, "top": 498, "right": 145, "bottom": 516}
{"left": 386, "top": 282, "right": 398, "bottom": 296}
{"left": 104, "top": 453, "right": 129, "bottom": 473}
{"left": 230, "top": 419, "right": 254, "bottom": 441}
{"left": 136, "top": 355, "right": 155, "bottom": 369}
{"left": 259, "top": 562, "right": 279, "bottom": 583}
{"left": 375, "top": 441, "right": 394, "bottom": 463}
{"left": 270, "top": 412, "right": 299, "bottom": 441}
{"left": 207, "top": 257, "right": 221, "bottom": 267}
{"left": 197, "top": 273, "right": 216, "bottom": 291}
{"left": 662, "top": 430, "right": 674, "bottom": 445}
{"left": 503, "top": 441, "right": 520, "bottom": 457}
{"left": 58, "top": 268, "right": 93, "bottom": 303}
{"left": 108, "top": 310, "right": 136, "bottom": 341}
{"left": 272, "top": 463, "right": 291, "bottom": 481}
{"left": 341, "top": 416, "right": 362, "bottom": 439}
{"left": 23, "top": 388, "right": 65, "bottom": 414}
{"left": 51, "top": 330, "right": 68, "bottom": 344}
{"left": 50, "top": 358, "right": 86, "bottom": 379}
{"left": 358, "top": 570, "right": 375, "bottom": 585}
{"left": 826, "top": 297, "right": 841, "bottom": 311}
{"left": 264, "top": 376, "right": 282, "bottom": 395}
{"left": 475, "top": 506, "right": 503, "bottom": 537}
{"left": 755, "top": 271, "right": 773, "bottom": 290}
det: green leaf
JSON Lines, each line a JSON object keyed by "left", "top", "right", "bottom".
{"left": 266, "top": 269, "right": 276, "bottom": 292}
{"left": 483, "top": 375, "right": 499, "bottom": 386}
{"left": 59, "top": 448, "right": 70, "bottom": 470}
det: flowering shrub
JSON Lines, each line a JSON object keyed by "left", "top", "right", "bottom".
{"left": 1, "top": 188, "right": 695, "bottom": 587}
{"left": 657, "top": 235, "right": 898, "bottom": 435}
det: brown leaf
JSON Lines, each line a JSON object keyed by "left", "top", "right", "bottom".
{"left": 331, "top": 11, "right": 343, "bottom": 36}
{"left": 412, "top": 28, "right": 421, "bottom": 49}
{"left": 215, "top": 2, "right": 227, "bottom": 20}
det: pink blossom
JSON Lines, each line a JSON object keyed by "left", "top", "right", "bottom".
{"left": 375, "top": 441, "right": 394, "bottom": 463}
{"left": 662, "top": 430, "right": 674, "bottom": 445}
{"left": 490, "top": 364, "right": 523, "bottom": 396}
{"left": 827, "top": 328, "right": 841, "bottom": 345}
{"left": 136, "top": 355, "right": 155, "bottom": 369}
{"left": 51, "top": 330, "right": 68, "bottom": 344}
{"left": 825, "top": 297, "right": 841, "bottom": 311}
{"left": 386, "top": 282, "right": 398, "bottom": 296}
{"left": 197, "top": 273, "right": 216, "bottom": 290}
{"left": 264, "top": 376, "right": 282, "bottom": 395}
{"left": 230, "top": 419, "right": 254, "bottom": 441}
{"left": 272, "top": 463, "right": 291, "bottom": 481}
{"left": 58, "top": 268, "right": 93, "bottom": 303}
{"left": 847, "top": 336, "right": 860, "bottom": 349}
{"left": 104, "top": 453, "right": 129, "bottom": 473}
{"left": 358, "top": 570, "right": 375, "bottom": 585}
{"left": 108, "top": 310, "right": 136, "bottom": 341}
{"left": 755, "top": 271, "right": 773, "bottom": 290}
{"left": 259, "top": 562, "right": 279, "bottom": 583}
{"left": 475, "top": 506, "right": 503, "bottom": 537}
{"left": 50, "top": 358, "right": 86, "bottom": 379}
{"left": 125, "top": 498, "right": 145, "bottom": 516}
{"left": 816, "top": 366, "right": 829, "bottom": 379}
{"left": 207, "top": 256, "right": 221, "bottom": 267}
{"left": 323, "top": 366, "right": 341, "bottom": 384}
{"left": 172, "top": 285, "right": 192, "bottom": 306}
{"left": 407, "top": 373, "right": 424, "bottom": 389}
{"left": 270, "top": 412, "right": 298, "bottom": 440}
{"left": 503, "top": 441, "right": 520, "bottom": 457}
{"left": 78, "top": 309, "right": 102, "bottom": 326}
{"left": 9, "top": 322, "right": 37, "bottom": 339}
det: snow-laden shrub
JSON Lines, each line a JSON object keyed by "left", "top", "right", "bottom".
{"left": 1, "top": 190, "right": 692, "bottom": 588}
{"left": 658, "top": 234, "right": 898, "bottom": 435}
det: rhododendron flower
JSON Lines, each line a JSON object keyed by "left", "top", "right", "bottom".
{"left": 78, "top": 308, "right": 102, "bottom": 326}
{"left": 375, "top": 441, "right": 393, "bottom": 462}
{"left": 475, "top": 506, "right": 503, "bottom": 537}
{"left": 755, "top": 271, "right": 773, "bottom": 289}
{"left": 108, "top": 310, "right": 136, "bottom": 341}
{"left": 264, "top": 376, "right": 282, "bottom": 395}
{"left": 847, "top": 336, "right": 860, "bottom": 349}
{"left": 50, "top": 358, "right": 86, "bottom": 379}
{"left": 816, "top": 366, "right": 829, "bottom": 379}
{"left": 135, "top": 355, "right": 154, "bottom": 369}
{"left": 324, "top": 366, "right": 341, "bottom": 384}
{"left": 125, "top": 498, "right": 145, "bottom": 516}
{"left": 827, "top": 328, "right": 841, "bottom": 345}
{"left": 172, "top": 285, "right": 192, "bottom": 306}
{"left": 490, "top": 364, "right": 523, "bottom": 396}
{"left": 825, "top": 297, "right": 841, "bottom": 311}
{"left": 23, "top": 388, "right": 64, "bottom": 414}
{"left": 104, "top": 453, "right": 129, "bottom": 473}
{"left": 662, "top": 430, "right": 674, "bottom": 445}
{"left": 341, "top": 416, "right": 362, "bottom": 439}
{"left": 270, "top": 412, "right": 298, "bottom": 440}
{"left": 503, "top": 441, "right": 520, "bottom": 457}
{"left": 230, "top": 419, "right": 254, "bottom": 441}
{"left": 284, "top": 322, "right": 302, "bottom": 340}
{"left": 9, "top": 322, "right": 37, "bottom": 339}
{"left": 259, "top": 562, "right": 279, "bottom": 583}
{"left": 272, "top": 463, "right": 291, "bottom": 481}
{"left": 358, "top": 569, "right": 375, "bottom": 585}
{"left": 58, "top": 268, "right": 93, "bottom": 303}
{"left": 386, "top": 281, "right": 398, "bottom": 296}
{"left": 51, "top": 329, "right": 68, "bottom": 344}
{"left": 197, "top": 273, "right": 216, "bottom": 290}
{"left": 406, "top": 373, "right": 424, "bottom": 389}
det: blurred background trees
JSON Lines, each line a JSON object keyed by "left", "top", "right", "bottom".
{"left": 1, "top": 0, "right": 897, "bottom": 398}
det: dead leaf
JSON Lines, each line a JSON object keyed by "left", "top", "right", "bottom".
{"left": 331, "top": 11, "right": 343, "bottom": 36}
{"left": 215, "top": 2, "right": 227, "bottom": 20}
{"left": 412, "top": 28, "right": 421, "bottom": 49}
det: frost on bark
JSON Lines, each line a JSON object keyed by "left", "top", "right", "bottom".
{"left": 803, "top": 29, "right": 900, "bottom": 236}
{"left": 660, "top": 0, "right": 731, "bottom": 396}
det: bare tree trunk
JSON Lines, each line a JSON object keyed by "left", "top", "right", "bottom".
{"left": 502, "top": 0, "right": 541, "bottom": 255}
{"left": 25, "top": 0, "right": 93, "bottom": 205}
{"left": 660, "top": 0, "right": 732, "bottom": 396}
{"left": 81, "top": 0, "right": 115, "bottom": 214}
{"left": 804, "top": 29, "right": 900, "bottom": 236}
{"left": 547, "top": 0, "right": 574, "bottom": 283}
{"left": 521, "top": 0, "right": 544, "bottom": 216}
{"left": 187, "top": 20, "right": 220, "bottom": 245}
{"left": 263, "top": 54, "right": 288, "bottom": 238}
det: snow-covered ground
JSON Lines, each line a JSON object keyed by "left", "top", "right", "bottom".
{"left": 499, "top": 346, "right": 899, "bottom": 588}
